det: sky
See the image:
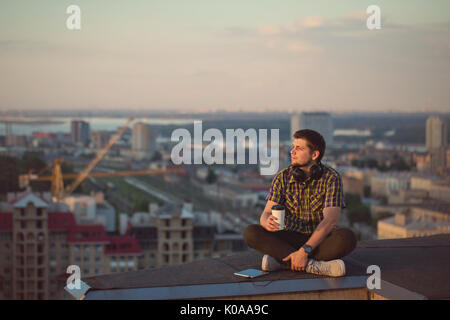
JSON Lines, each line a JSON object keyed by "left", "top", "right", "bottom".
{"left": 0, "top": 0, "right": 449, "bottom": 113}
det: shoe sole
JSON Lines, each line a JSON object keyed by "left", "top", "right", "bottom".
{"left": 261, "top": 255, "right": 269, "bottom": 272}
{"left": 332, "top": 259, "right": 346, "bottom": 277}
{"left": 262, "top": 255, "right": 281, "bottom": 272}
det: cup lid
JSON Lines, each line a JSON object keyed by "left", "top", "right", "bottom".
{"left": 272, "top": 204, "right": 285, "bottom": 210}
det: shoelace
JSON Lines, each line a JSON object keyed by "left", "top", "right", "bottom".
{"left": 307, "top": 260, "right": 330, "bottom": 275}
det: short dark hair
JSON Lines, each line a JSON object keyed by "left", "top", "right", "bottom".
{"left": 293, "top": 129, "right": 326, "bottom": 162}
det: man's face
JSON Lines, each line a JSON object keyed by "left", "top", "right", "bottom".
{"left": 290, "top": 138, "right": 318, "bottom": 167}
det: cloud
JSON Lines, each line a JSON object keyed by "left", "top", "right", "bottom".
{"left": 256, "top": 25, "right": 281, "bottom": 36}
{"left": 251, "top": 11, "right": 406, "bottom": 40}
{"left": 340, "top": 10, "right": 367, "bottom": 23}
{"left": 231, "top": 12, "right": 447, "bottom": 67}
{"left": 286, "top": 41, "right": 321, "bottom": 53}
{"left": 302, "top": 16, "right": 324, "bottom": 28}
{"left": 256, "top": 16, "right": 325, "bottom": 36}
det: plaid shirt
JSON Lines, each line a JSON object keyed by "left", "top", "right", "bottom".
{"left": 266, "top": 165, "right": 346, "bottom": 234}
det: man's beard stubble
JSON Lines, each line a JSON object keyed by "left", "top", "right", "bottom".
{"left": 291, "top": 158, "right": 314, "bottom": 169}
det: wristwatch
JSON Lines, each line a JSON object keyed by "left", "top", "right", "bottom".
{"left": 302, "top": 244, "right": 312, "bottom": 256}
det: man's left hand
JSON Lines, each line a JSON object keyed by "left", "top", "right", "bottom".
{"left": 282, "top": 248, "right": 309, "bottom": 272}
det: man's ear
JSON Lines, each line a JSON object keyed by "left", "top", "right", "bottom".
{"left": 312, "top": 150, "right": 320, "bottom": 162}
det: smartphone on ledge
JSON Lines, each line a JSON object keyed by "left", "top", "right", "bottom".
{"left": 234, "top": 268, "right": 268, "bottom": 278}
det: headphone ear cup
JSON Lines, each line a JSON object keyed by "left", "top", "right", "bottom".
{"left": 310, "top": 164, "right": 324, "bottom": 180}
{"left": 293, "top": 167, "right": 306, "bottom": 182}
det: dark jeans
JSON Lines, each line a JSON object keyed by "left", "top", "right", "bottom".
{"left": 243, "top": 224, "right": 357, "bottom": 265}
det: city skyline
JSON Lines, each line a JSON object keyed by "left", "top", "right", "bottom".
{"left": 1, "top": 1, "right": 450, "bottom": 113}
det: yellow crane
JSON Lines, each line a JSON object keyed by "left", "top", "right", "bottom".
{"left": 19, "top": 118, "right": 184, "bottom": 201}
{"left": 63, "top": 117, "right": 134, "bottom": 198}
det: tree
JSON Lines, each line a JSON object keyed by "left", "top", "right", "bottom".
{"left": 0, "top": 156, "right": 21, "bottom": 196}
{"left": 347, "top": 204, "right": 371, "bottom": 225}
{"left": 133, "top": 199, "right": 149, "bottom": 213}
{"left": 22, "top": 153, "right": 51, "bottom": 192}
{"left": 151, "top": 150, "right": 163, "bottom": 161}
{"left": 363, "top": 185, "right": 371, "bottom": 198}
{"left": 367, "top": 158, "right": 378, "bottom": 169}
{"left": 344, "top": 193, "right": 371, "bottom": 225}
{"left": 1, "top": 153, "right": 50, "bottom": 195}
{"left": 353, "top": 229, "right": 362, "bottom": 241}
{"left": 351, "top": 159, "right": 362, "bottom": 168}
{"left": 345, "top": 193, "right": 361, "bottom": 208}
{"left": 22, "top": 152, "right": 47, "bottom": 173}
{"left": 391, "top": 158, "right": 410, "bottom": 171}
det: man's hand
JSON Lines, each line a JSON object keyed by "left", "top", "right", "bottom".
{"left": 260, "top": 200, "right": 280, "bottom": 232}
{"left": 261, "top": 214, "right": 280, "bottom": 232}
{"left": 282, "top": 249, "right": 308, "bottom": 271}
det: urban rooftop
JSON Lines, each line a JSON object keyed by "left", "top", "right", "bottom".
{"left": 82, "top": 233, "right": 450, "bottom": 300}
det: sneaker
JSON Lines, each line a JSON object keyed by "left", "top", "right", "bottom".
{"left": 305, "top": 259, "right": 346, "bottom": 277}
{"left": 261, "top": 255, "right": 282, "bottom": 272}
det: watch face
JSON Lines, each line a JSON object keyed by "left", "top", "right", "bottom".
{"left": 304, "top": 245, "right": 311, "bottom": 253}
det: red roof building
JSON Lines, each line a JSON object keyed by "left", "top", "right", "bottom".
{"left": 32, "top": 132, "right": 57, "bottom": 139}
{"left": 0, "top": 209, "right": 140, "bottom": 249}
{"left": 48, "top": 212, "right": 76, "bottom": 231}
{"left": 8, "top": 191, "right": 49, "bottom": 207}
{"left": 67, "top": 225, "right": 110, "bottom": 244}
{"left": 104, "top": 235, "right": 141, "bottom": 255}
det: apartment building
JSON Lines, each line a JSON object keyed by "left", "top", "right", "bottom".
{"left": 201, "top": 182, "right": 259, "bottom": 208}
{"left": 410, "top": 176, "right": 450, "bottom": 202}
{"left": 154, "top": 204, "right": 194, "bottom": 268}
{"left": 126, "top": 203, "right": 247, "bottom": 269}
{"left": 378, "top": 204, "right": 450, "bottom": 239}
{"left": 0, "top": 191, "right": 142, "bottom": 300}
{"left": 11, "top": 192, "right": 50, "bottom": 300}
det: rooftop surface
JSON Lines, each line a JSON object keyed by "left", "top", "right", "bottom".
{"left": 83, "top": 234, "right": 450, "bottom": 300}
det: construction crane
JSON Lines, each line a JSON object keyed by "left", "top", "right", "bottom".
{"left": 63, "top": 117, "right": 134, "bottom": 198}
{"left": 19, "top": 118, "right": 185, "bottom": 201}
{"left": 19, "top": 163, "right": 185, "bottom": 199}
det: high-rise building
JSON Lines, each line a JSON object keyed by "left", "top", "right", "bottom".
{"left": 426, "top": 116, "right": 447, "bottom": 150}
{"left": 426, "top": 116, "right": 447, "bottom": 171}
{"left": 132, "top": 123, "right": 156, "bottom": 160}
{"left": 90, "top": 130, "right": 111, "bottom": 149}
{"left": 71, "top": 120, "right": 90, "bottom": 145}
{"left": 6, "top": 135, "right": 27, "bottom": 147}
{"left": 11, "top": 193, "right": 50, "bottom": 300}
{"left": 290, "top": 113, "right": 301, "bottom": 139}
{"left": 290, "top": 112, "right": 333, "bottom": 147}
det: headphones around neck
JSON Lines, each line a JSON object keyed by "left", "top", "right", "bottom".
{"left": 292, "top": 162, "right": 324, "bottom": 184}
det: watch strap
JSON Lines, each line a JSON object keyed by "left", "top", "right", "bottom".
{"left": 302, "top": 244, "right": 312, "bottom": 255}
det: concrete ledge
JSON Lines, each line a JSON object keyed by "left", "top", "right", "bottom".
{"left": 368, "top": 280, "right": 427, "bottom": 300}
{"left": 85, "top": 276, "right": 368, "bottom": 300}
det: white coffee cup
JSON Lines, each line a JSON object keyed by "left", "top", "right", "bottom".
{"left": 271, "top": 205, "right": 285, "bottom": 230}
